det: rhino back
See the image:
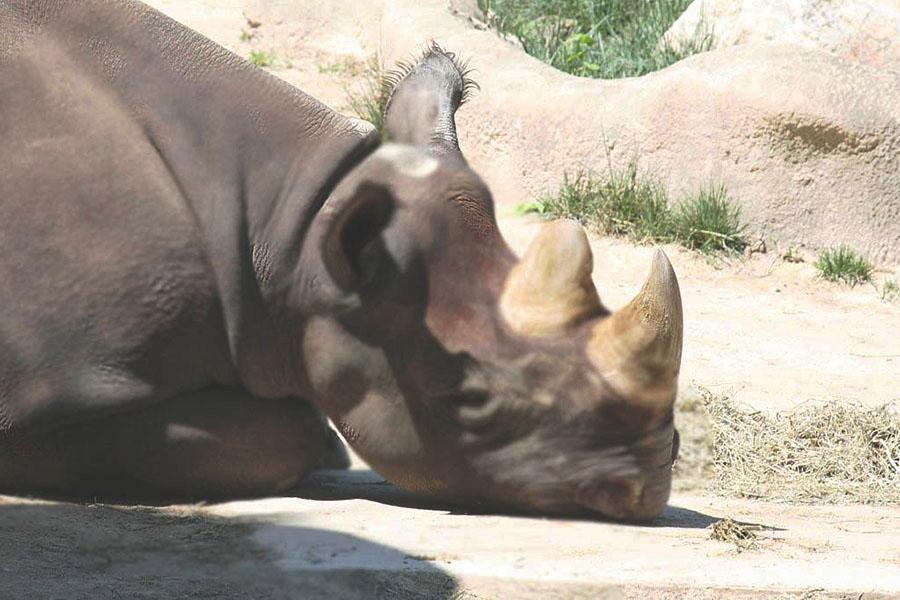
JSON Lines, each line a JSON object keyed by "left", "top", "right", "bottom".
{"left": 0, "top": 0, "right": 376, "bottom": 432}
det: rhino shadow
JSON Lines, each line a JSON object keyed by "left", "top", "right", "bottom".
{"left": 0, "top": 498, "right": 461, "bottom": 600}
{"left": 294, "top": 468, "right": 770, "bottom": 531}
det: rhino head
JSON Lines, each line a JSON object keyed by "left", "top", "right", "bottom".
{"left": 297, "top": 46, "right": 682, "bottom": 521}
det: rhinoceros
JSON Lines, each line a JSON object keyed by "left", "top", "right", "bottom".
{"left": 0, "top": 0, "right": 683, "bottom": 521}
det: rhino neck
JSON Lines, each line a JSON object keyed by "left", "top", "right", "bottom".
{"left": 120, "top": 1, "right": 380, "bottom": 398}
{"left": 24, "top": 0, "right": 379, "bottom": 397}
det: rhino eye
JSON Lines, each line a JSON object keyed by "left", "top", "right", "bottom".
{"left": 457, "top": 391, "right": 501, "bottom": 431}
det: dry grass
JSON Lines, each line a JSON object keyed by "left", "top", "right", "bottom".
{"left": 707, "top": 518, "right": 760, "bottom": 552}
{"left": 344, "top": 54, "right": 391, "bottom": 140}
{"left": 674, "top": 389, "right": 900, "bottom": 504}
{"left": 671, "top": 394, "right": 715, "bottom": 492}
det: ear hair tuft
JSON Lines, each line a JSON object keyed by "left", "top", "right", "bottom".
{"left": 382, "top": 40, "right": 480, "bottom": 114}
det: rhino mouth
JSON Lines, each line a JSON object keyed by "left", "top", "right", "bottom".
{"left": 671, "top": 428, "right": 681, "bottom": 463}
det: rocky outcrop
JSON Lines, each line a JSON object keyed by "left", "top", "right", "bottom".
{"left": 665, "top": 0, "right": 900, "bottom": 72}
{"left": 382, "top": 0, "right": 900, "bottom": 262}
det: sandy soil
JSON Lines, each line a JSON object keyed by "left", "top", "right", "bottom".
{"left": 3, "top": 1, "right": 897, "bottom": 597}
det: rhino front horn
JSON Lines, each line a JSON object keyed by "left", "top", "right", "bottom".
{"left": 499, "top": 219, "right": 605, "bottom": 336}
{"left": 587, "top": 249, "right": 683, "bottom": 410}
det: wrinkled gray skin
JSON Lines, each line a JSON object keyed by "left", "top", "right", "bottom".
{"left": 0, "top": 0, "right": 678, "bottom": 520}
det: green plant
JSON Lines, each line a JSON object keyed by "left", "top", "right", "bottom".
{"left": 318, "top": 57, "right": 365, "bottom": 76}
{"left": 515, "top": 201, "right": 550, "bottom": 216}
{"left": 815, "top": 246, "right": 874, "bottom": 286}
{"left": 537, "top": 161, "right": 673, "bottom": 242}
{"left": 783, "top": 245, "right": 804, "bottom": 263}
{"left": 239, "top": 29, "right": 253, "bottom": 42}
{"left": 248, "top": 49, "right": 276, "bottom": 68}
{"left": 480, "top": 0, "right": 713, "bottom": 79}
{"left": 345, "top": 54, "right": 391, "bottom": 139}
{"left": 881, "top": 278, "right": 899, "bottom": 302}
{"left": 672, "top": 184, "right": 748, "bottom": 253}
{"left": 535, "top": 162, "right": 747, "bottom": 254}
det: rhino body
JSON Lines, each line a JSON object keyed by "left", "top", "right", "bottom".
{"left": 0, "top": 0, "right": 682, "bottom": 520}
{"left": 1, "top": 0, "right": 375, "bottom": 495}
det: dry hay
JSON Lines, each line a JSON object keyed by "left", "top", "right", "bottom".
{"left": 707, "top": 518, "right": 760, "bottom": 552}
{"left": 674, "top": 389, "right": 900, "bottom": 504}
{"left": 671, "top": 393, "right": 716, "bottom": 491}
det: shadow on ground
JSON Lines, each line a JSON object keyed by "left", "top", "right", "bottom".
{"left": 294, "top": 468, "right": 744, "bottom": 530}
{"left": 0, "top": 499, "right": 460, "bottom": 600}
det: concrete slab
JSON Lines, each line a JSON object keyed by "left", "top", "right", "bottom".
{"left": 2, "top": 468, "right": 898, "bottom": 598}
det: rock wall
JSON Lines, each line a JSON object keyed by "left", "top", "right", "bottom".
{"left": 665, "top": 0, "right": 900, "bottom": 72}
{"left": 386, "top": 0, "right": 900, "bottom": 262}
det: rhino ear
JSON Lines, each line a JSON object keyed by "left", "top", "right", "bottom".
{"left": 320, "top": 181, "right": 395, "bottom": 292}
{"left": 383, "top": 42, "right": 477, "bottom": 158}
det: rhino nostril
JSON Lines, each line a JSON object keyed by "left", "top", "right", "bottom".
{"left": 457, "top": 390, "right": 489, "bottom": 407}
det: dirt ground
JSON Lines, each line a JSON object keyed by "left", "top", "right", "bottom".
{"left": 3, "top": 0, "right": 898, "bottom": 598}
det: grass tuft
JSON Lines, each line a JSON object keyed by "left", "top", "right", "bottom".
{"left": 248, "top": 49, "right": 276, "bottom": 68}
{"left": 814, "top": 246, "right": 873, "bottom": 286}
{"left": 318, "top": 57, "right": 366, "bottom": 76}
{"left": 528, "top": 163, "right": 747, "bottom": 254}
{"left": 533, "top": 162, "right": 672, "bottom": 242}
{"left": 676, "top": 389, "right": 900, "bottom": 504}
{"left": 345, "top": 54, "right": 391, "bottom": 140}
{"left": 882, "top": 278, "right": 899, "bottom": 302}
{"left": 782, "top": 245, "right": 805, "bottom": 263}
{"left": 479, "top": 0, "right": 713, "bottom": 79}
{"left": 673, "top": 183, "right": 747, "bottom": 253}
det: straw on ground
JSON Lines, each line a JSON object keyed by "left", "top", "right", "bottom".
{"left": 675, "top": 389, "right": 900, "bottom": 504}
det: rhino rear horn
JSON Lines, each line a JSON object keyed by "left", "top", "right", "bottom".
{"left": 587, "top": 249, "right": 683, "bottom": 410}
{"left": 499, "top": 219, "right": 605, "bottom": 336}
{"left": 383, "top": 42, "right": 478, "bottom": 158}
